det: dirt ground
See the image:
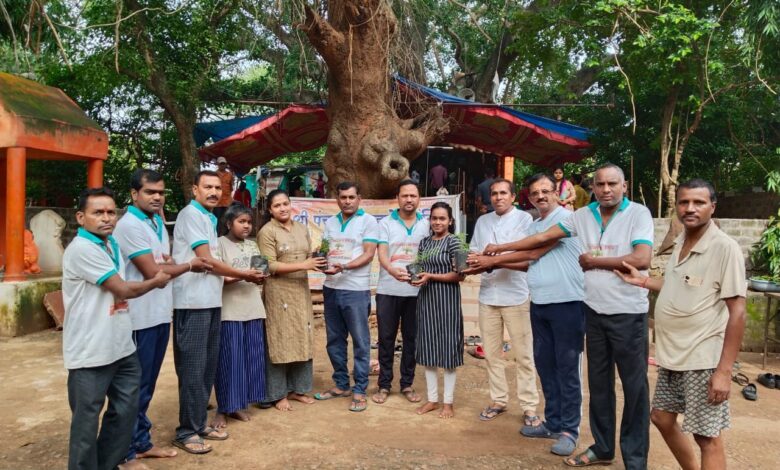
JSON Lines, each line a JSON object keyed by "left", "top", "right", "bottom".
{"left": 1, "top": 320, "right": 779, "bottom": 469}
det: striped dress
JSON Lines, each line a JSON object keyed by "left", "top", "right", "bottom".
{"left": 415, "top": 234, "right": 464, "bottom": 369}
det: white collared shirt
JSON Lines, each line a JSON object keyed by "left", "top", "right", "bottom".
{"left": 470, "top": 207, "right": 533, "bottom": 306}
{"left": 376, "top": 209, "right": 430, "bottom": 297}
{"left": 62, "top": 229, "right": 134, "bottom": 369}
{"left": 172, "top": 201, "right": 224, "bottom": 309}
{"left": 558, "top": 198, "right": 654, "bottom": 314}
{"left": 323, "top": 209, "right": 379, "bottom": 291}
{"left": 114, "top": 205, "right": 172, "bottom": 330}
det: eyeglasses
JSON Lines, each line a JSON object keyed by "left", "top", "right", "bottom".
{"left": 529, "top": 189, "right": 555, "bottom": 198}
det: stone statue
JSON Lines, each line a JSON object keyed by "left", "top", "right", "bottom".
{"left": 30, "top": 210, "right": 66, "bottom": 273}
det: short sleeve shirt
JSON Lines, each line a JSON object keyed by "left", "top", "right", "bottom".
{"left": 217, "top": 170, "right": 234, "bottom": 207}
{"left": 558, "top": 198, "right": 654, "bottom": 314}
{"left": 323, "top": 209, "right": 379, "bottom": 291}
{"left": 527, "top": 206, "right": 585, "bottom": 304}
{"left": 470, "top": 207, "right": 533, "bottom": 306}
{"left": 376, "top": 210, "right": 430, "bottom": 297}
{"left": 62, "top": 229, "right": 135, "bottom": 369}
{"left": 172, "top": 201, "right": 224, "bottom": 309}
{"left": 113, "top": 206, "right": 172, "bottom": 330}
{"left": 654, "top": 223, "right": 746, "bottom": 371}
{"left": 217, "top": 237, "right": 266, "bottom": 322}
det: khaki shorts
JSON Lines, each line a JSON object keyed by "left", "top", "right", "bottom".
{"left": 652, "top": 368, "right": 730, "bottom": 437}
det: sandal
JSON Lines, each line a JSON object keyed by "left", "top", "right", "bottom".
{"left": 564, "top": 448, "right": 613, "bottom": 467}
{"left": 199, "top": 426, "right": 228, "bottom": 440}
{"left": 523, "top": 413, "right": 542, "bottom": 427}
{"left": 757, "top": 373, "right": 776, "bottom": 389}
{"left": 467, "top": 344, "right": 486, "bottom": 359}
{"left": 349, "top": 396, "right": 368, "bottom": 412}
{"left": 479, "top": 404, "right": 507, "bottom": 421}
{"left": 372, "top": 388, "right": 390, "bottom": 404}
{"left": 742, "top": 383, "right": 758, "bottom": 401}
{"left": 171, "top": 436, "right": 212, "bottom": 455}
{"left": 401, "top": 387, "right": 421, "bottom": 403}
{"left": 314, "top": 388, "right": 352, "bottom": 400}
{"left": 732, "top": 372, "right": 749, "bottom": 386}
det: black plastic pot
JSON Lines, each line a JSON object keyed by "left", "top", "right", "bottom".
{"left": 250, "top": 255, "right": 270, "bottom": 275}
{"left": 406, "top": 263, "right": 424, "bottom": 283}
{"left": 453, "top": 249, "right": 469, "bottom": 273}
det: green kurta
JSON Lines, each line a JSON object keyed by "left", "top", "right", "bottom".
{"left": 257, "top": 218, "right": 314, "bottom": 364}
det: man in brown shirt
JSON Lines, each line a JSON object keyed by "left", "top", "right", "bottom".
{"left": 214, "top": 157, "right": 234, "bottom": 234}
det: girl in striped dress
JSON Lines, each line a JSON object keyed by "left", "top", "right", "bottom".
{"left": 212, "top": 203, "right": 268, "bottom": 429}
{"left": 411, "top": 202, "right": 465, "bottom": 419}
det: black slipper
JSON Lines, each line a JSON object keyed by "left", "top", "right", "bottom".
{"left": 757, "top": 373, "right": 776, "bottom": 389}
{"left": 742, "top": 383, "right": 758, "bottom": 401}
{"left": 774, "top": 374, "right": 780, "bottom": 389}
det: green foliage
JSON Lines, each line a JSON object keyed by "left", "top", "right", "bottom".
{"left": 751, "top": 170, "right": 780, "bottom": 279}
{"left": 453, "top": 232, "right": 469, "bottom": 251}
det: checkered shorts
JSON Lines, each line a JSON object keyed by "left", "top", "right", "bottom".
{"left": 652, "top": 368, "right": 730, "bottom": 437}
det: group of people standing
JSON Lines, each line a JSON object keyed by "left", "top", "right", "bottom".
{"left": 61, "top": 161, "right": 746, "bottom": 470}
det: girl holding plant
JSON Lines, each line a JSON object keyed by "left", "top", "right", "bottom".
{"left": 412, "top": 202, "right": 465, "bottom": 419}
{"left": 212, "top": 202, "right": 268, "bottom": 429}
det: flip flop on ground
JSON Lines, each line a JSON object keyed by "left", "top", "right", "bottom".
{"left": 372, "top": 388, "right": 390, "bottom": 404}
{"left": 199, "top": 426, "right": 228, "bottom": 440}
{"left": 742, "top": 383, "right": 758, "bottom": 401}
{"left": 479, "top": 403, "right": 507, "bottom": 421}
{"left": 172, "top": 436, "right": 212, "bottom": 455}
{"left": 314, "top": 388, "right": 352, "bottom": 400}
{"left": 401, "top": 387, "right": 421, "bottom": 403}
{"left": 349, "top": 396, "right": 368, "bottom": 412}
{"left": 564, "top": 448, "right": 613, "bottom": 467}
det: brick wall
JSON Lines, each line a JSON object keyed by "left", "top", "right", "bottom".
{"left": 714, "top": 191, "right": 779, "bottom": 219}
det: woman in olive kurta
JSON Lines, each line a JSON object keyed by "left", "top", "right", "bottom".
{"left": 257, "top": 190, "right": 327, "bottom": 411}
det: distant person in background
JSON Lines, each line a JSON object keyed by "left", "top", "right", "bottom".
{"left": 215, "top": 157, "right": 234, "bottom": 234}
{"left": 429, "top": 162, "right": 448, "bottom": 195}
{"left": 476, "top": 168, "right": 496, "bottom": 214}
{"left": 315, "top": 173, "right": 326, "bottom": 198}
{"left": 410, "top": 169, "right": 421, "bottom": 184}
{"left": 553, "top": 166, "right": 576, "bottom": 211}
{"left": 232, "top": 180, "right": 252, "bottom": 208}
{"left": 572, "top": 175, "right": 590, "bottom": 210}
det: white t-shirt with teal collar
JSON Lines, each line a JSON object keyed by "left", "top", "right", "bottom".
{"left": 376, "top": 209, "right": 429, "bottom": 297}
{"left": 323, "top": 208, "right": 379, "bottom": 292}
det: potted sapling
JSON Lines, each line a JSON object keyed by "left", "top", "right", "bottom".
{"left": 452, "top": 232, "right": 470, "bottom": 273}
{"left": 406, "top": 248, "right": 437, "bottom": 283}
{"left": 749, "top": 171, "right": 780, "bottom": 292}
{"left": 313, "top": 237, "right": 332, "bottom": 270}
{"left": 250, "top": 254, "right": 270, "bottom": 275}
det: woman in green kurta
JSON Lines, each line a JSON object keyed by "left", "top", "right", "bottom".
{"left": 257, "top": 190, "right": 326, "bottom": 411}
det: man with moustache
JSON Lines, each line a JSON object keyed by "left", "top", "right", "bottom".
{"left": 113, "top": 169, "right": 212, "bottom": 468}
{"left": 171, "top": 170, "right": 265, "bottom": 454}
{"left": 616, "top": 179, "right": 746, "bottom": 470}
{"left": 372, "top": 179, "right": 429, "bottom": 405}
{"left": 315, "top": 182, "right": 379, "bottom": 412}
{"left": 484, "top": 163, "right": 654, "bottom": 469}
{"left": 63, "top": 187, "right": 171, "bottom": 470}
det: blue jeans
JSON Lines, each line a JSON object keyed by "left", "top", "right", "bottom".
{"left": 531, "top": 301, "right": 585, "bottom": 438}
{"left": 126, "top": 323, "right": 170, "bottom": 461}
{"left": 323, "top": 286, "right": 371, "bottom": 395}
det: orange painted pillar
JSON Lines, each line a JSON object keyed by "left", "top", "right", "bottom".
{"left": 5, "top": 147, "right": 27, "bottom": 281}
{"left": 0, "top": 155, "right": 6, "bottom": 268}
{"left": 503, "top": 156, "right": 515, "bottom": 181}
{"left": 87, "top": 159, "right": 104, "bottom": 188}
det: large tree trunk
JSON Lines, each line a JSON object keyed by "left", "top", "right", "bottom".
{"left": 303, "top": 0, "right": 448, "bottom": 198}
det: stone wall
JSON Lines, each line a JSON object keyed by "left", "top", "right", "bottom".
{"left": 651, "top": 218, "right": 777, "bottom": 353}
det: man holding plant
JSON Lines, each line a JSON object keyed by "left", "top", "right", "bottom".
{"left": 372, "top": 179, "right": 429, "bottom": 404}
{"left": 314, "top": 182, "right": 379, "bottom": 413}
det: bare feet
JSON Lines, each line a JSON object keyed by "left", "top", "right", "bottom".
{"left": 275, "top": 398, "right": 293, "bottom": 411}
{"left": 211, "top": 412, "right": 228, "bottom": 430}
{"left": 118, "top": 460, "right": 150, "bottom": 470}
{"left": 439, "top": 404, "right": 455, "bottom": 419}
{"left": 416, "top": 401, "right": 440, "bottom": 415}
{"left": 287, "top": 392, "right": 315, "bottom": 404}
{"left": 136, "top": 445, "right": 177, "bottom": 459}
{"left": 229, "top": 410, "right": 250, "bottom": 421}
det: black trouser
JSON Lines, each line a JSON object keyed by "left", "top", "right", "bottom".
{"left": 585, "top": 305, "right": 649, "bottom": 470}
{"left": 375, "top": 294, "right": 417, "bottom": 390}
{"left": 67, "top": 353, "right": 140, "bottom": 470}
{"left": 173, "top": 307, "right": 221, "bottom": 442}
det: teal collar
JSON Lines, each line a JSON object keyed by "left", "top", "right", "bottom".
{"left": 190, "top": 200, "right": 218, "bottom": 231}
{"left": 77, "top": 227, "right": 121, "bottom": 270}
{"left": 390, "top": 209, "right": 423, "bottom": 236}
{"left": 588, "top": 197, "right": 630, "bottom": 233}
{"left": 127, "top": 205, "right": 164, "bottom": 241}
{"left": 336, "top": 208, "right": 365, "bottom": 232}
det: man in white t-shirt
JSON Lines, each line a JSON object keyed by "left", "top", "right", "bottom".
{"left": 314, "top": 182, "right": 379, "bottom": 412}
{"left": 113, "top": 169, "right": 212, "bottom": 467}
{"left": 171, "top": 171, "right": 265, "bottom": 454}
{"left": 63, "top": 187, "right": 171, "bottom": 470}
{"left": 371, "top": 180, "right": 429, "bottom": 405}
{"left": 485, "top": 164, "right": 654, "bottom": 469}
{"left": 616, "top": 179, "right": 746, "bottom": 470}
{"left": 465, "top": 178, "right": 551, "bottom": 427}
